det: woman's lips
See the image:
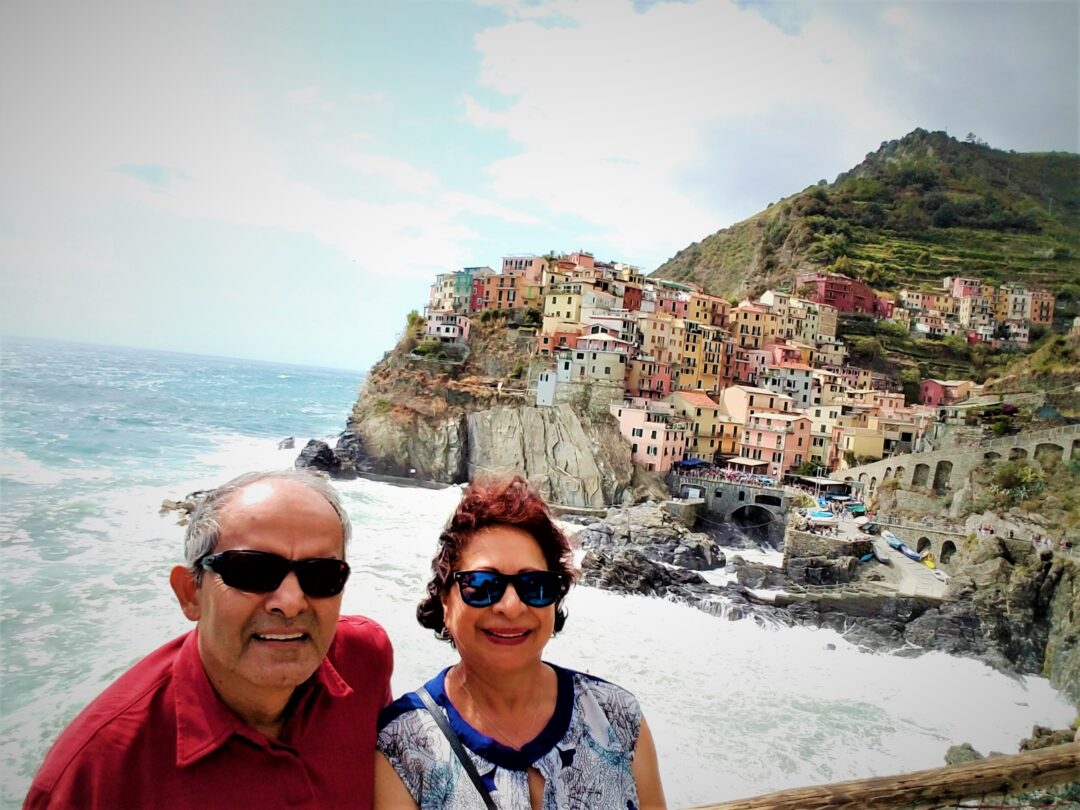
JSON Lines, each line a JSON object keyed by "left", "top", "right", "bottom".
{"left": 481, "top": 627, "right": 531, "bottom": 645}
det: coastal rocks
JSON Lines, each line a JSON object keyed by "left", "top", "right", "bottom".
{"left": 351, "top": 406, "right": 467, "bottom": 482}
{"left": 579, "top": 547, "right": 753, "bottom": 621}
{"left": 786, "top": 555, "right": 859, "bottom": 586}
{"left": 466, "top": 405, "right": 634, "bottom": 508}
{"left": 783, "top": 531, "right": 872, "bottom": 586}
{"left": 944, "top": 743, "right": 987, "bottom": 765}
{"left": 277, "top": 436, "right": 295, "bottom": 450}
{"left": 572, "top": 502, "right": 724, "bottom": 571}
{"left": 733, "top": 557, "right": 788, "bottom": 589}
{"left": 350, "top": 395, "right": 634, "bottom": 507}
{"left": 1019, "top": 725, "right": 1076, "bottom": 751}
{"left": 294, "top": 438, "right": 357, "bottom": 479}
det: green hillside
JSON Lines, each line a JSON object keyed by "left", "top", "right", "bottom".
{"left": 654, "top": 129, "right": 1080, "bottom": 307}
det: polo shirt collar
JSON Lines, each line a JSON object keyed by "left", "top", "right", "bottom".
{"left": 173, "top": 629, "right": 353, "bottom": 767}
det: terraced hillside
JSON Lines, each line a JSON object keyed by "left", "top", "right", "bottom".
{"left": 654, "top": 129, "right": 1080, "bottom": 309}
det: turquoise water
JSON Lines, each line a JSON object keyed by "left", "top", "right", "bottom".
{"left": 1, "top": 337, "right": 1075, "bottom": 809}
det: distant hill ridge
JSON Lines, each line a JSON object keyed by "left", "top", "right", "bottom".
{"left": 652, "top": 128, "right": 1080, "bottom": 301}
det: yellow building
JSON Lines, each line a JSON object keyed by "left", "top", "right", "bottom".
{"left": 542, "top": 281, "right": 588, "bottom": 334}
{"left": 730, "top": 304, "right": 779, "bottom": 349}
{"left": 676, "top": 322, "right": 725, "bottom": 395}
{"left": 687, "top": 291, "right": 730, "bottom": 328}
{"left": 670, "top": 390, "right": 736, "bottom": 462}
{"left": 637, "top": 312, "right": 685, "bottom": 368}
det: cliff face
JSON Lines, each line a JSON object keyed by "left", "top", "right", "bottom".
{"left": 345, "top": 319, "right": 637, "bottom": 508}
{"left": 940, "top": 536, "right": 1080, "bottom": 703}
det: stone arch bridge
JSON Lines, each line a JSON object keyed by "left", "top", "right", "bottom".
{"left": 668, "top": 473, "right": 789, "bottom": 544}
{"left": 834, "top": 424, "right": 1080, "bottom": 502}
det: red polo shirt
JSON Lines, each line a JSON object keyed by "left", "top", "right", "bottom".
{"left": 24, "top": 615, "right": 393, "bottom": 810}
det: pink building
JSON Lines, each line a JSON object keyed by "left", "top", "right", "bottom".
{"left": 609, "top": 400, "right": 687, "bottom": 473}
{"left": 739, "top": 412, "right": 812, "bottom": 480}
{"left": 919, "top": 379, "right": 974, "bottom": 407}
{"left": 948, "top": 277, "right": 982, "bottom": 298}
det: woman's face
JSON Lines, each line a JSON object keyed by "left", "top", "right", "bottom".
{"left": 441, "top": 525, "right": 557, "bottom": 674}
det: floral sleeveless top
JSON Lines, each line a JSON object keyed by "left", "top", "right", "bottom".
{"left": 377, "top": 664, "right": 642, "bottom": 810}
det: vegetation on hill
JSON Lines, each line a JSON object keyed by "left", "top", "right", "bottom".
{"left": 653, "top": 128, "right": 1079, "bottom": 306}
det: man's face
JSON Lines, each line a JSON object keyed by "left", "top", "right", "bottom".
{"left": 172, "top": 479, "right": 345, "bottom": 714}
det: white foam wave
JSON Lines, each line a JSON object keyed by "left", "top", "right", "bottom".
{"left": 0, "top": 448, "right": 113, "bottom": 485}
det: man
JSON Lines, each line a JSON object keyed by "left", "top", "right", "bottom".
{"left": 25, "top": 469, "right": 393, "bottom": 809}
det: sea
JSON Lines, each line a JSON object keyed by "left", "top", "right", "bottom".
{"left": 0, "top": 336, "right": 1074, "bottom": 809}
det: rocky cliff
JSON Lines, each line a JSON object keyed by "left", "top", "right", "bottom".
{"left": 339, "top": 316, "right": 640, "bottom": 508}
{"left": 931, "top": 536, "right": 1080, "bottom": 703}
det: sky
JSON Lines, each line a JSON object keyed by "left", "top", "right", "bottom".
{"left": 1, "top": 0, "right": 1077, "bottom": 372}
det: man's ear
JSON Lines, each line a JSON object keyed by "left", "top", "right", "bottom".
{"left": 170, "top": 565, "right": 201, "bottom": 622}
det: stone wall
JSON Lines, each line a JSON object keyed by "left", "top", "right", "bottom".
{"left": 836, "top": 424, "right": 1080, "bottom": 501}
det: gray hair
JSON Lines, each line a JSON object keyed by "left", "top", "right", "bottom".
{"left": 183, "top": 469, "right": 351, "bottom": 579}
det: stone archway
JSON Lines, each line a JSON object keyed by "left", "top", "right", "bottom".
{"left": 984, "top": 451, "right": 1001, "bottom": 461}
{"left": 858, "top": 473, "right": 868, "bottom": 485}
{"left": 917, "top": 537, "right": 932, "bottom": 554}
{"left": 883, "top": 468, "right": 893, "bottom": 480}
{"left": 913, "top": 463, "right": 930, "bottom": 487}
{"left": 730, "top": 504, "right": 783, "bottom": 548}
{"left": 933, "top": 460, "right": 953, "bottom": 494}
{"left": 869, "top": 476, "right": 877, "bottom": 497}
{"left": 1009, "top": 446, "right": 1028, "bottom": 461}
{"left": 1072, "top": 438, "right": 1080, "bottom": 461}
{"left": 1034, "top": 443, "right": 1064, "bottom": 466}
{"left": 894, "top": 466, "right": 905, "bottom": 485}
{"left": 941, "top": 540, "right": 957, "bottom": 565}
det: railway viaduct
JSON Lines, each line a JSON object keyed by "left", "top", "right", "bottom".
{"left": 833, "top": 424, "right": 1080, "bottom": 504}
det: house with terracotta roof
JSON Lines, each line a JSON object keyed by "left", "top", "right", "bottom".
{"left": 670, "top": 390, "right": 738, "bottom": 463}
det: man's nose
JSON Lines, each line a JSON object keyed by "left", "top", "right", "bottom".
{"left": 265, "top": 571, "right": 307, "bottom": 616}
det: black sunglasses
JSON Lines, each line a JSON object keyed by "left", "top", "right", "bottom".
{"left": 452, "top": 570, "right": 567, "bottom": 608}
{"left": 200, "top": 550, "right": 350, "bottom": 598}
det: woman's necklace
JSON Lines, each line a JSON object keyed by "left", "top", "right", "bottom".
{"left": 456, "top": 668, "right": 543, "bottom": 750}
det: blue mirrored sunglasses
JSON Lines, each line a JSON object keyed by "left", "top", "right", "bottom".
{"left": 452, "top": 570, "right": 567, "bottom": 608}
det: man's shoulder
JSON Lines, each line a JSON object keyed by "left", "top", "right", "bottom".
{"left": 333, "top": 614, "right": 391, "bottom": 650}
{"left": 327, "top": 615, "right": 393, "bottom": 671}
{"left": 26, "top": 632, "right": 191, "bottom": 805}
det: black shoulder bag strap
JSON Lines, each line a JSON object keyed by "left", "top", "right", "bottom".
{"left": 416, "top": 686, "right": 498, "bottom": 810}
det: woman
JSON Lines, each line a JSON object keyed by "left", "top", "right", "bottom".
{"left": 375, "top": 477, "right": 666, "bottom": 810}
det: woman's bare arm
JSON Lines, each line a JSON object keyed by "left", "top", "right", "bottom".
{"left": 373, "top": 751, "right": 420, "bottom": 810}
{"left": 632, "top": 714, "right": 667, "bottom": 809}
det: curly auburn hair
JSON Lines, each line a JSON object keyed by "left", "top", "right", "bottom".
{"left": 417, "top": 476, "right": 576, "bottom": 642}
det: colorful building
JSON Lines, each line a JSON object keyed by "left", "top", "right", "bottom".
{"left": 609, "top": 400, "right": 687, "bottom": 473}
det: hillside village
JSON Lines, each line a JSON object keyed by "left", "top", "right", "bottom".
{"left": 418, "top": 250, "right": 1067, "bottom": 483}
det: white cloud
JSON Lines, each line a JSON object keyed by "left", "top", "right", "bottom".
{"left": 0, "top": 1, "right": 539, "bottom": 281}
{"left": 466, "top": 0, "right": 1077, "bottom": 267}
{"left": 341, "top": 151, "right": 440, "bottom": 194}
{"left": 464, "top": 0, "right": 901, "bottom": 262}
